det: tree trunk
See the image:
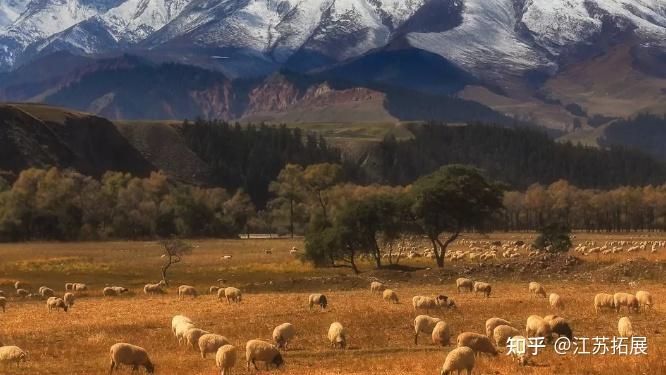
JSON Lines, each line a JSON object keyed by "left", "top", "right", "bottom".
{"left": 161, "top": 256, "right": 172, "bottom": 285}
{"left": 289, "top": 198, "right": 294, "bottom": 238}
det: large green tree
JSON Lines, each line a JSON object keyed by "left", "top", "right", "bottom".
{"left": 269, "top": 164, "right": 305, "bottom": 238}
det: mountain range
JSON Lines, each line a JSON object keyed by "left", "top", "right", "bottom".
{"left": 1, "top": 0, "right": 665, "bottom": 131}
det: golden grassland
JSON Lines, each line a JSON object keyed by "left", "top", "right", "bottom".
{"left": 1, "top": 234, "right": 665, "bottom": 375}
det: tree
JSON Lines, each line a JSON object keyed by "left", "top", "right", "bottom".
{"left": 159, "top": 239, "right": 192, "bottom": 285}
{"left": 303, "top": 163, "right": 343, "bottom": 221}
{"left": 269, "top": 164, "right": 305, "bottom": 238}
{"left": 224, "top": 189, "right": 256, "bottom": 238}
{"left": 410, "top": 165, "right": 504, "bottom": 267}
{"left": 533, "top": 223, "right": 572, "bottom": 253}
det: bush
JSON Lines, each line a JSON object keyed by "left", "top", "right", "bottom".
{"left": 533, "top": 223, "right": 572, "bottom": 253}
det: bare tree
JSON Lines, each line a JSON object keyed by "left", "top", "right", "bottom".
{"left": 159, "top": 239, "right": 192, "bottom": 285}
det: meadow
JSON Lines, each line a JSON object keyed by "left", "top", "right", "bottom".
{"left": 0, "top": 234, "right": 665, "bottom": 375}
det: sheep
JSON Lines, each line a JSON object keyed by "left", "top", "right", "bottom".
{"left": 223, "top": 287, "right": 242, "bottom": 303}
{"left": 493, "top": 324, "right": 522, "bottom": 348}
{"left": 412, "top": 295, "right": 448, "bottom": 312}
{"left": 529, "top": 282, "right": 547, "bottom": 298}
{"left": 0, "top": 346, "right": 27, "bottom": 366}
{"left": 370, "top": 281, "right": 385, "bottom": 293}
{"left": 175, "top": 322, "right": 196, "bottom": 345}
{"left": 525, "top": 315, "right": 552, "bottom": 342}
{"left": 109, "top": 343, "right": 154, "bottom": 374}
{"left": 184, "top": 328, "right": 210, "bottom": 351}
{"left": 456, "top": 332, "right": 498, "bottom": 356}
{"left": 594, "top": 293, "right": 616, "bottom": 314}
{"left": 635, "top": 291, "right": 653, "bottom": 310}
{"left": 549, "top": 293, "right": 564, "bottom": 310}
{"left": 178, "top": 285, "right": 198, "bottom": 299}
{"left": 473, "top": 282, "right": 492, "bottom": 298}
{"left": 73, "top": 283, "right": 88, "bottom": 292}
{"left": 456, "top": 278, "right": 474, "bottom": 293}
{"left": 0, "top": 296, "right": 5, "bottom": 312}
{"left": 216, "top": 344, "right": 236, "bottom": 375}
{"left": 171, "top": 315, "right": 193, "bottom": 337}
{"left": 103, "top": 287, "right": 128, "bottom": 296}
{"left": 308, "top": 294, "right": 328, "bottom": 310}
{"left": 440, "top": 346, "right": 475, "bottom": 375}
{"left": 613, "top": 292, "right": 639, "bottom": 313}
{"left": 14, "top": 281, "right": 27, "bottom": 290}
{"left": 46, "top": 297, "right": 68, "bottom": 312}
{"left": 485, "top": 317, "right": 512, "bottom": 338}
{"left": 65, "top": 283, "right": 74, "bottom": 291}
{"left": 382, "top": 289, "right": 399, "bottom": 304}
{"left": 432, "top": 321, "right": 453, "bottom": 346}
{"left": 414, "top": 315, "right": 442, "bottom": 345}
{"left": 39, "top": 286, "right": 55, "bottom": 298}
{"left": 63, "top": 292, "right": 75, "bottom": 307}
{"left": 16, "top": 289, "right": 29, "bottom": 298}
{"left": 508, "top": 335, "right": 529, "bottom": 366}
{"left": 272, "top": 323, "right": 295, "bottom": 350}
{"left": 618, "top": 317, "right": 633, "bottom": 337}
{"left": 327, "top": 322, "right": 347, "bottom": 349}
{"left": 245, "top": 339, "right": 284, "bottom": 371}
{"left": 545, "top": 316, "right": 573, "bottom": 340}
{"left": 199, "top": 334, "right": 231, "bottom": 359}
{"left": 144, "top": 282, "right": 166, "bottom": 295}
{"left": 210, "top": 286, "right": 220, "bottom": 294}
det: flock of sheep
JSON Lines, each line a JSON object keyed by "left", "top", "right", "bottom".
{"left": 574, "top": 240, "right": 666, "bottom": 256}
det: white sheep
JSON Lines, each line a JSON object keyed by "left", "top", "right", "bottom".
{"left": 272, "top": 323, "right": 296, "bottom": 350}
{"left": 178, "top": 285, "right": 198, "bottom": 299}
{"left": 103, "top": 287, "right": 128, "bottom": 297}
{"left": 39, "top": 286, "right": 55, "bottom": 298}
{"left": 440, "top": 346, "right": 475, "bottom": 375}
{"left": 171, "top": 315, "right": 193, "bottom": 337}
{"left": 508, "top": 335, "right": 529, "bottom": 365}
{"left": 216, "top": 344, "right": 236, "bottom": 375}
{"left": 0, "top": 296, "right": 6, "bottom": 312}
{"left": 414, "top": 315, "right": 442, "bottom": 345}
{"left": 493, "top": 325, "right": 521, "bottom": 347}
{"left": 63, "top": 292, "right": 75, "bottom": 307}
{"left": 594, "top": 293, "right": 615, "bottom": 314}
{"left": 245, "top": 339, "right": 284, "bottom": 371}
{"left": 175, "top": 322, "right": 196, "bottom": 345}
{"left": 529, "top": 282, "right": 547, "bottom": 298}
{"left": 184, "top": 328, "right": 210, "bottom": 351}
{"left": 210, "top": 286, "right": 220, "bottom": 294}
{"left": 16, "top": 289, "right": 29, "bottom": 298}
{"left": 308, "top": 294, "right": 328, "bottom": 310}
{"left": 370, "top": 281, "right": 385, "bottom": 293}
{"left": 618, "top": 317, "right": 633, "bottom": 337}
{"left": 65, "top": 283, "right": 74, "bottom": 291}
{"left": 432, "top": 321, "right": 452, "bottom": 346}
{"left": 525, "top": 315, "right": 552, "bottom": 342}
{"left": 549, "top": 293, "right": 564, "bottom": 310}
{"left": 456, "top": 332, "right": 498, "bottom": 356}
{"left": 382, "top": 289, "right": 399, "bottom": 304}
{"left": 109, "top": 343, "right": 154, "bottom": 374}
{"left": 46, "top": 297, "right": 68, "bottom": 312}
{"left": 473, "top": 281, "right": 492, "bottom": 298}
{"left": 485, "top": 317, "right": 512, "bottom": 338}
{"left": 327, "top": 322, "right": 347, "bottom": 349}
{"left": 0, "top": 345, "right": 27, "bottom": 366}
{"left": 456, "top": 278, "right": 474, "bottom": 293}
{"left": 635, "top": 291, "right": 653, "bottom": 310}
{"left": 14, "top": 281, "right": 27, "bottom": 290}
{"left": 144, "top": 281, "right": 166, "bottom": 295}
{"left": 73, "top": 283, "right": 88, "bottom": 292}
{"left": 412, "top": 295, "right": 448, "bottom": 312}
{"left": 613, "top": 292, "right": 639, "bottom": 313}
{"left": 222, "top": 287, "right": 242, "bottom": 303}
{"left": 199, "top": 334, "right": 231, "bottom": 359}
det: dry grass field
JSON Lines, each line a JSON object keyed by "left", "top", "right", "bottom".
{"left": 1, "top": 234, "right": 665, "bottom": 375}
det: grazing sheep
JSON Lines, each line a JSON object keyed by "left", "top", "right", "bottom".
{"left": 456, "top": 332, "right": 498, "bottom": 356}
{"left": 178, "top": 285, "right": 198, "bottom": 299}
{"left": 109, "top": 343, "right": 154, "bottom": 374}
{"left": 144, "top": 282, "right": 166, "bottom": 295}
{"left": 327, "top": 322, "right": 347, "bottom": 349}
{"left": 414, "top": 315, "right": 443, "bottom": 345}
{"left": 432, "top": 321, "right": 452, "bottom": 346}
{"left": 529, "top": 282, "right": 547, "bottom": 298}
{"left": 0, "top": 296, "right": 6, "bottom": 312}
{"left": 216, "top": 344, "right": 236, "bottom": 375}
{"left": 272, "top": 323, "right": 296, "bottom": 350}
{"left": 111, "top": 286, "right": 128, "bottom": 294}
{"left": 635, "top": 291, "right": 653, "bottom": 310}
{"left": 184, "top": 328, "right": 210, "bottom": 351}
{"left": 73, "top": 283, "right": 87, "bottom": 292}
{"left": 223, "top": 287, "right": 242, "bottom": 303}
{"left": 412, "top": 295, "right": 449, "bottom": 312}
{"left": 473, "top": 282, "right": 492, "bottom": 298}
{"left": 16, "top": 289, "right": 29, "bottom": 298}
{"left": 508, "top": 335, "right": 529, "bottom": 366}
{"left": 440, "top": 346, "right": 475, "bottom": 375}
{"left": 613, "top": 292, "right": 639, "bottom": 313}
{"left": 618, "top": 317, "right": 633, "bottom": 337}
{"left": 63, "top": 292, "right": 75, "bottom": 307}
{"left": 39, "top": 287, "right": 55, "bottom": 298}
{"left": 199, "top": 334, "right": 231, "bottom": 359}
{"left": 103, "top": 287, "right": 128, "bottom": 297}
{"left": 525, "top": 315, "right": 552, "bottom": 342}
{"left": 46, "top": 297, "right": 68, "bottom": 312}
{"left": 456, "top": 278, "right": 474, "bottom": 293}
{"left": 308, "top": 294, "right": 328, "bottom": 310}
{"left": 245, "top": 339, "right": 284, "bottom": 371}
{"left": 545, "top": 316, "right": 573, "bottom": 340}
{"left": 382, "top": 289, "right": 399, "bottom": 304}
{"left": 0, "top": 345, "right": 27, "bottom": 366}
{"left": 370, "top": 281, "right": 385, "bottom": 293}
{"left": 171, "top": 315, "right": 193, "bottom": 337}
{"left": 485, "top": 318, "right": 512, "bottom": 338}
{"left": 210, "top": 286, "right": 220, "bottom": 294}
{"left": 549, "top": 293, "right": 564, "bottom": 310}
{"left": 493, "top": 325, "right": 521, "bottom": 347}
{"left": 14, "top": 281, "right": 27, "bottom": 290}
{"left": 65, "top": 283, "right": 74, "bottom": 291}
{"left": 594, "top": 293, "right": 615, "bottom": 314}
{"left": 175, "top": 322, "right": 196, "bottom": 345}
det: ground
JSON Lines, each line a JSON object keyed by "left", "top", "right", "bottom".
{"left": 0, "top": 233, "right": 665, "bottom": 374}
